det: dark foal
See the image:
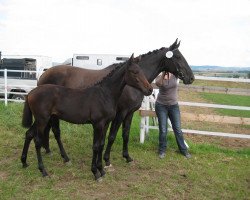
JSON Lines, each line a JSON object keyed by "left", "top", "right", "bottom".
{"left": 22, "top": 39, "right": 194, "bottom": 167}
{"left": 21, "top": 54, "right": 152, "bottom": 180}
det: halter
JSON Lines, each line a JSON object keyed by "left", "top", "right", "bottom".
{"left": 165, "top": 49, "right": 184, "bottom": 79}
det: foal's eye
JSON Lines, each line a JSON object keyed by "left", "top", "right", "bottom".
{"left": 131, "top": 70, "right": 138, "bottom": 74}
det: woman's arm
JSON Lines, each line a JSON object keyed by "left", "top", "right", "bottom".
{"left": 155, "top": 72, "right": 166, "bottom": 87}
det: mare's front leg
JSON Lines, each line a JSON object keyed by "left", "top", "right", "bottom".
{"left": 51, "top": 116, "right": 70, "bottom": 163}
{"left": 21, "top": 123, "right": 36, "bottom": 168}
{"left": 122, "top": 112, "right": 134, "bottom": 163}
{"left": 103, "top": 112, "right": 124, "bottom": 166}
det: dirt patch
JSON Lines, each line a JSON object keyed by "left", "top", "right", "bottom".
{"left": 185, "top": 133, "right": 250, "bottom": 149}
{"left": 0, "top": 171, "right": 9, "bottom": 181}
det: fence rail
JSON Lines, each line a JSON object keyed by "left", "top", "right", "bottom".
{"left": 0, "top": 69, "right": 38, "bottom": 105}
{"left": 139, "top": 76, "right": 250, "bottom": 143}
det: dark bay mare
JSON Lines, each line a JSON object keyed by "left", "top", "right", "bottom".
{"left": 22, "top": 39, "right": 194, "bottom": 168}
{"left": 21, "top": 54, "right": 152, "bottom": 180}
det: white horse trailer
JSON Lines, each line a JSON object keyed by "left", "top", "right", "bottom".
{"left": 0, "top": 54, "right": 52, "bottom": 100}
{"left": 65, "top": 54, "right": 130, "bottom": 70}
{"left": 1, "top": 54, "right": 52, "bottom": 78}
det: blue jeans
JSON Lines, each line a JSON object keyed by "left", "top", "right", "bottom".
{"left": 155, "top": 102, "right": 187, "bottom": 154}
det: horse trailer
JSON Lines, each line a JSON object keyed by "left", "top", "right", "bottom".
{"left": 0, "top": 53, "right": 52, "bottom": 100}
{"left": 63, "top": 54, "right": 130, "bottom": 70}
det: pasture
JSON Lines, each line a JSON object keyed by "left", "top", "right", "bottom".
{"left": 0, "top": 99, "right": 249, "bottom": 199}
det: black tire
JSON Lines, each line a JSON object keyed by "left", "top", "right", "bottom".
{"left": 12, "top": 94, "right": 25, "bottom": 100}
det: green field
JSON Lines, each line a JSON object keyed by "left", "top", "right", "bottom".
{"left": 199, "top": 93, "right": 250, "bottom": 118}
{"left": 0, "top": 102, "right": 249, "bottom": 199}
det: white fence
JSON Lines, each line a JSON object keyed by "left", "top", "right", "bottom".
{"left": 0, "top": 69, "right": 38, "bottom": 105}
{"left": 139, "top": 76, "right": 250, "bottom": 142}
{"left": 1, "top": 69, "right": 250, "bottom": 140}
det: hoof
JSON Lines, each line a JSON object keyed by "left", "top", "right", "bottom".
{"left": 42, "top": 171, "right": 49, "bottom": 177}
{"left": 104, "top": 164, "right": 115, "bottom": 172}
{"left": 126, "top": 157, "right": 133, "bottom": 163}
{"left": 96, "top": 177, "right": 103, "bottom": 182}
{"left": 128, "top": 160, "right": 135, "bottom": 166}
{"left": 65, "top": 160, "right": 72, "bottom": 166}
{"left": 104, "top": 164, "right": 112, "bottom": 169}
{"left": 100, "top": 170, "right": 106, "bottom": 177}
{"left": 22, "top": 163, "right": 29, "bottom": 168}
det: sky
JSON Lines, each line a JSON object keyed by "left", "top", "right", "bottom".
{"left": 0, "top": 0, "right": 250, "bottom": 67}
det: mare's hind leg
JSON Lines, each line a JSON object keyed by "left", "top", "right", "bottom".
{"left": 21, "top": 123, "right": 36, "bottom": 168}
{"left": 103, "top": 112, "right": 124, "bottom": 166}
{"left": 122, "top": 112, "right": 134, "bottom": 163}
{"left": 51, "top": 116, "right": 70, "bottom": 163}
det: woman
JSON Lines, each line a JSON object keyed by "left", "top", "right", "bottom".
{"left": 155, "top": 72, "right": 191, "bottom": 159}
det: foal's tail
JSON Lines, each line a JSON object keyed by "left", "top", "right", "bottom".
{"left": 22, "top": 96, "right": 33, "bottom": 128}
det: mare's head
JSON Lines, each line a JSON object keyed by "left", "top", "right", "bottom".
{"left": 161, "top": 39, "right": 194, "bottom": 84}
{"left": 125, "top": 54, "right": 153, "bottom": 96}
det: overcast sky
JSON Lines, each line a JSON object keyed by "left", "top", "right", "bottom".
{"left": 0, "top": 0, "right": 249, "bottom": 67}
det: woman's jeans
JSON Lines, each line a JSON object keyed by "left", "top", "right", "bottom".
{"left": 155, "top": 102, "right": 187, "bottom": 154}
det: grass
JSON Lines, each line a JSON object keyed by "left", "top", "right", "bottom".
{"left": 189, "top": 79, "right": 250, "bottom": 89}
{"left": 199, "top": 93, "right": 250, "bottom": 118}
{"left": 0, "top": 102, "right": 250, "bottom": 199}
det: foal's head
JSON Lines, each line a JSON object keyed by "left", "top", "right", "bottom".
{"left": 125, "top": 54, "right": 153, "bottom": 96}
{"left": 161, "top": 39, "right": 195, "bottom": 84}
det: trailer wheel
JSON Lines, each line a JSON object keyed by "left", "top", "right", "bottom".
{"left": 12, "top": 94, "right": 25, "bottom": 100}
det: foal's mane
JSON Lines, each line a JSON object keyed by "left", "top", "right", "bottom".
{"left": 87, "top": 62, "right": 126, "bottom": 88}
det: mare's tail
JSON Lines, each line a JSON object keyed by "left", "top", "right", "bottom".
{"left": 22, "top": 96, "right": 33, "bottom": 128}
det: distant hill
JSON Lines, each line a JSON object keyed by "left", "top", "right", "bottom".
{"left": 191, "top": 65, "right": 250, "bottom": 72}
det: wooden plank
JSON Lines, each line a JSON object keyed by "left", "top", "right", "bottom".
{"left": 151, "top": 83, "right": 250, "bottom": 96}
{"left": 178, "top": 85, "right": 250, "bottom": 96}
{"left": 138, "top": 110, "right": 250, "bottom": 125}
{"left": 181, "top": 112, "right": 250, "bottom": 125}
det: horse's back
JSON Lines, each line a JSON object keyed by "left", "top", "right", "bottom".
{"left": 37, "top": 65, "right": 115, "bottom": 89}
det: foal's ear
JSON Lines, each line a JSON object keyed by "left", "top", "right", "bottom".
{"left": 133, "top": 55, "right": 141, "bottom": 64}
{"left": 128, "top": 53, "right": 134, "bottom": 65}
{"left": 169, "top": 38, "right": 181, "bottom": 50}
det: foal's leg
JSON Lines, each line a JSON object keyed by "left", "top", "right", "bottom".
{"left": 34, "top": 122, "right": 49, "bottom": 177}
{"left": 51, "top": 116, "right": 70, "bottom": 163}
{"left": 96, "top": 123, "right": 109, "bottom": 177}
{"left": 43, "top": 122, "right": 52, "bottom": 154}
{"left": 104, "top": 112, "right": 124, "bottom": 166}
{"left": 91, "top": 126, "right": 101, "bottom": 181}
{"left": 122, "top": 112, "right": 134, "bottom": 163}
{"left": 21, "top": 123, "right": 35, "bottom": 168}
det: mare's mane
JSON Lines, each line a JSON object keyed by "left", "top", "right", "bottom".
{"left": 80, "top": 47, "right": 167, "bottom": 89}
{"left": 141, "top": 47, "right": 166, "bottom": 58}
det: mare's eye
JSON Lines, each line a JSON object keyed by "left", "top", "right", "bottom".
{"left": 174, "top": 54, "right": 181, "bottom": 59}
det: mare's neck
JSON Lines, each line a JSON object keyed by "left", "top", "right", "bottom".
{"left": 139, "top": 50, "right": 167, "bottom": 83}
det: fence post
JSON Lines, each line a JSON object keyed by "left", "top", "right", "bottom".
{"left": 4, "top": 69, "right": 7, "bottom": 106}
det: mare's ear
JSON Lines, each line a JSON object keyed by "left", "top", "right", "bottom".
{"left": 128, "top": 53, "right": 134, "bottom": 65}
{"left": 169, "top": 38, "right": 181, "bottom": 50}
{"left": 133, "top": 55, "right": 141, "bottom": 64}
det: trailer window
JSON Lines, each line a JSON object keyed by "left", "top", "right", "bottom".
{"left": 76, "top": 56, "right": 89, "bottom": 60}
{"left": 116, "top": 57, "right": 129, "bottom": 61}
{"left": 97, "top": 59, "right": 102, "bottom": 66}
